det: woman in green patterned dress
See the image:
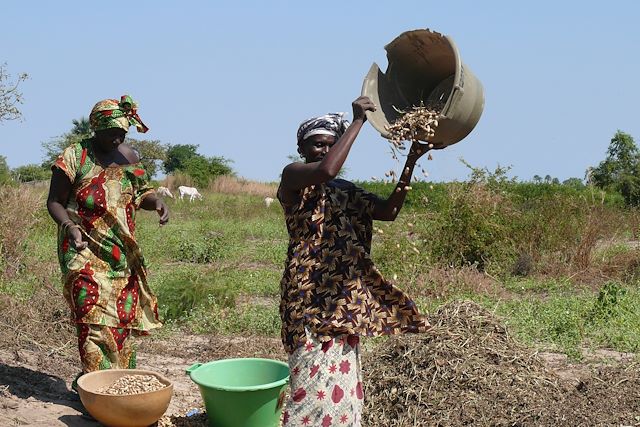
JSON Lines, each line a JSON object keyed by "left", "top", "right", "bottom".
{"left": 46, "top": 95, "right": 169, "bottom": 381}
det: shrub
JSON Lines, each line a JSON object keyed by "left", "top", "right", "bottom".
{"left": 174, "top": 231, "right": 224, "bottom": 263}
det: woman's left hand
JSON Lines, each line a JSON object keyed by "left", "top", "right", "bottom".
{"left": 155, "top": 199, "right": 169, "bottom": 225}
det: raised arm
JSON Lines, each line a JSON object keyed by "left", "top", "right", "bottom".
{"left": 279, "top": 97, "right": 376, "bottom": 200}
{"left": 373, "top": 140, "right": 444, "bottom": 221}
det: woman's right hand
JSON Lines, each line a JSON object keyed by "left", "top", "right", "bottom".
{"left": 352, "top": 96, "right": 376, "bottom": 122}
{"left": 68, "top": 226, "right": 88, "bottom": 251}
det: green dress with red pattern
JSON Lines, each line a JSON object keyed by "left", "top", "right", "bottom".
{"left": 53, "top": 139, "right": 161, "bottom": 372}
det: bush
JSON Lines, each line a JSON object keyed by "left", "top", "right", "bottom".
{"left": 182, "top": 156, "right": 234, "bottom": 188}
{"left": 429, "top": 181, "right": 518, "bottom": 271}
{"left": 174, "top": 231, "right": 224, "bottom": 263}
{"left": 155, "top": 268, "right": 235, "bottom": 321}
{"left": 12, "top": 164, "right": 50, "bottom": 183}
{"left": 0, "top": 156, "right": 11, "bottom": 185}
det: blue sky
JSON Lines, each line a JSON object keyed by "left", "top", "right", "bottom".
{"left": 1, "top": 1, "right": 639, "bottom": 183}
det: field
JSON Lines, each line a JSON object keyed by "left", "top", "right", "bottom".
{"left": 1, "top": 176, "right": 640, "bottom": 426}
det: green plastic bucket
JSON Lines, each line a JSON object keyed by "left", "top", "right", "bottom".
{"left": 186, "top": 358, "right": 290, "bottom": 427}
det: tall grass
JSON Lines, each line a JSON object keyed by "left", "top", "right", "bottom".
{"left": 2, "top": 177, "right": 640, "bottom": 359}
{"left": 208, "top": 175, "right": 276, "bottom": 198}
{"left": 0, "top": 185, "right": 45, "bottom": 280}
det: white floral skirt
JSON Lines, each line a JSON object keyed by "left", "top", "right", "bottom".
{"left": 282, "top": 330, "right": 364, "bottom": 427}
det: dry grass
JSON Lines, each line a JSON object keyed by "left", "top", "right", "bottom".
{"left": 207, "top": 175, "right": 276, "bottom": 198}
{"left": 0, "top": 284, "right": 76, "bottom": 360}
{"left": 571, "top": 207, "right": 620, "bottom": 270}
{"left": 161, "top": 172, "right": 195, "bottom": 190}
{"left": 532, "top": 205, "right": 628, "bottom": 280}
{"left": 411, "top": 265, "right": 504, "bottom": 300}
{"left": 161, "top": 174, "right": 276, "bottom": 198}
{"left": 0, "top": 185, "right": 44, "bottom": 279}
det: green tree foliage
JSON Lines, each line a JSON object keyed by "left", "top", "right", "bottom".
{"left": 41, "top": 132, "right": 86, "bottom": 167}
{"left": 0, "top": 155, "right": 11, "bottom": 184}
{"left": 127, "top": 139, "right": 166, "bottom": 178}
{"left": 164, "top": 144, "right": 234, "bottom": 186}
{"left": 163, "top": 144, "right": 200, "bottom": 174}
{"left": 562, "top": 178, "right": 584, "bottom": 189}
{"left": 591, "top": 131, "right": 640, "bottom": 206}
{"left": 182, "top": 156, "right": 234, "bottom": 188}
{"left": 71, "top": 117, "right": 92, "bottom": 136}
{"left": 12, "top": 164, "right": 50, "bottom": 182}
{"left": 0, "top": 63, "right": 28, "bottom": 123}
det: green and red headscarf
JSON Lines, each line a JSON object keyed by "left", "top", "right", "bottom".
{"left": 89, "top": 95, "right": 149, "bottom": 133}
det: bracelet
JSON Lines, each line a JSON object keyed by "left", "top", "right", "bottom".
{"left": 61, "top": 220, "right": 80, "bottom": 234}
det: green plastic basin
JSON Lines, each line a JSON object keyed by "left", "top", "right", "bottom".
{"left": 186, "top": 358, "right": 290, "bottom": 427}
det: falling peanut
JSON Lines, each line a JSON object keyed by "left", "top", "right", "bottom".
{"left": 386, "top": 103, "right": 441, "bottom": 149}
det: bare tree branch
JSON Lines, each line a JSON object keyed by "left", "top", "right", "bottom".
{"left": 0, "top": 62, "right": 29, "bottom": 123}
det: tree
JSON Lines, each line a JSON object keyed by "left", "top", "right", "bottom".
{"left": 12, "top": 164, "right": 50, "bottom": 182}
{"left": 41, "top": 132, "right": 85, "bottom": 167}
{"left": 0, "top": 155, "right": 11, "bottom": 184}
{"left": 207, "top": 156, "right": 234, "bottom": 178}
{"left": 71, "top": 117, "right": 92, "bottom": 136}
{"left": 41, "top": 117, "right": 95, "bottom": 166}
{"left": 562, "top": 177, "right": 584, "bottom": 188}
{"left": 0, "top": 63, "right": 28, "bottom": 123}
{"left": 127, "top": 138, "right": 166, "bottom": 178}
{"left": 532, "top": 175, "right": 542, "bottom": 184}
{"left": 591, "top": 131, "right": 640, "bottom": 205}
{"left": 163, "top": 144, "right": 200, "bottom": 174}
{"left": 181, "top": 156, "right": 234, "bottom": 187}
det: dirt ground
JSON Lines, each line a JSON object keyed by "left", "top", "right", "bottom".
{"left": 0, "top": 334, "right": 285, "bottom": 426}
{"left": 0, "top": 333, "right": 638, "bottom": 427}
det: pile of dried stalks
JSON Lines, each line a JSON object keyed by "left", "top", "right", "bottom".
{"left": 362, "top": 301, "right": 566, "bottom": 426}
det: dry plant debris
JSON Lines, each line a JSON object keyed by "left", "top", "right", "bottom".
{"left": 158, "top": 410, "right": 208, "bottom": 427}
{"left": 362, "top": 301, "right": 566, "bottom": 426}
{"left": 98, "top": 374, "right": 166, "bottom": 395}
{"left": 362, "top": 301, "right": 640, "bottom": 426}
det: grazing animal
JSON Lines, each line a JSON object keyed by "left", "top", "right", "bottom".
{"left": 264, "top": 197, "right": 275, "bottom": 208}
{"left": 178, "top": 186, "right": 203, "bottom": 202}
{"left": 156, "top": 186, "right": 174, "bottom": 199}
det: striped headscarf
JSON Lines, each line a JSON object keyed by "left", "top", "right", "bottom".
{"left": 89, "top": 95, "right": 149, "bottom": 133}
{"left": 297, "top": 113, "right": 350, "bottom": 144}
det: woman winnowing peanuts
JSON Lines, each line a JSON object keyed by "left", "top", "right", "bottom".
{"left": 277, "top": 95, "right": 445, "bottom": 426}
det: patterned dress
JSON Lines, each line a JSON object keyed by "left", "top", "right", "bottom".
{"left": 279, "top": 179, "right": 428, "bottom": 426}
{"left": 53, "top": 139, "right": 162, "bottom": 372}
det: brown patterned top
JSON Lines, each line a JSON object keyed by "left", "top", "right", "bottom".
{"left": 279, "top": 179, "right": 429, "bottom": 354}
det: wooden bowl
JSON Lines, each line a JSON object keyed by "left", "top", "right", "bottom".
{"left": 77, "top": 369, "right": 173, "bottom": 427}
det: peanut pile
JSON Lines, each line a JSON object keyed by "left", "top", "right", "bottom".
{"left": 385, "top": 105, "right": 441, "bottom": 148}
{"left": 98, "top": 374, "right": 166, "bottom": 395}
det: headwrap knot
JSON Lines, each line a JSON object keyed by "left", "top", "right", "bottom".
{"left": 296, "top": 113, "right": 350, "bottom": 144}
{"left": 89, "top": 94, "right": 149, "bottom": 133}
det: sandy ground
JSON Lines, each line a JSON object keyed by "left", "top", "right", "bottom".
{"left": 0, "top": 333, "right": 636, "bottom": 427}
{"left": 0, "top": 334, "right": 285, "bottom": 426}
